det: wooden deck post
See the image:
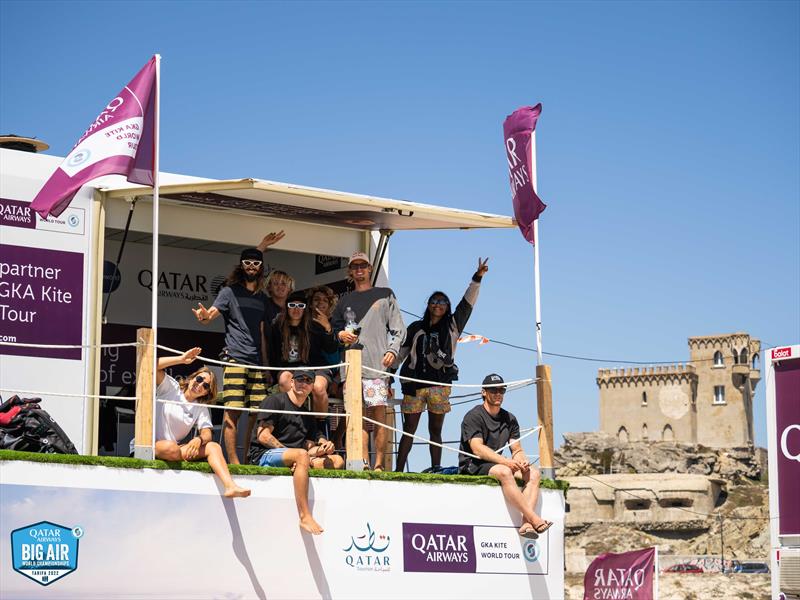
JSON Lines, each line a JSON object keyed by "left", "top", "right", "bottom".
{"left": 536, "top": 363, "right": 555, "bottom": 479}
{"left": 344, "top": 348, "right": 364, "bottom": 471}
{"left": 134, "top": 327, "right": 155, "bottom": 460}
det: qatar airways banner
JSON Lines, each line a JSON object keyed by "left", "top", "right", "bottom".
{"left": 775, "top": 355, "right": 800, "bottom": 536}
{"left": 30, "top": 56, "right": 157, "bottom": 219}
{"left": 583, "top": 547, "right": 655, "bottom": 600}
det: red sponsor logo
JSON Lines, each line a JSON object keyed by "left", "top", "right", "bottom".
{"left": 773, "top": 347, "right": 793, "bottom": 360}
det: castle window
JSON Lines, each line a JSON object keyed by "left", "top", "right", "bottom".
{"left": 624, "top": 499, "right": 651, "bottom": 511}
{"left": 713, "top": 385, "right": 726, "bottom": 405}
{"left": 752, "top": 353, "right": 760, "bottom": 370}
{"left": 618, "top": 427, "right": 629, "bottom": 444}
{"left": 658, "top": 498, "right": 694, "bottom": 508}
{"left": 732, "top": 349, "right": 739, "bottom": 364}
{"left": 740, "top": 348, "right": 748, "bottom": 364}
{"left": 642, "top": 424, "right": 648, "bottom": 440}
{"left": 641, "top": 391, "right": 648, "bottom": 406}
{"left": 662, "top": 424, "right": 674, "bottom": 441}
{"left": 713, "top": 351, "right": 724, "bottom": 367}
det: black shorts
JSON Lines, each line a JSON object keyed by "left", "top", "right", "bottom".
{"left": 461, "top": 462, "right": 494, "bottom": 476}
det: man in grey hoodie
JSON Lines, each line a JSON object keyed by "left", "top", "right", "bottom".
{"left": 332, "top": 251, "right": 405, "bottom": 470}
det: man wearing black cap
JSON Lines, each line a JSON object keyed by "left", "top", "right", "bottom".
{"left": 459, "top": 373, "right": 552, "bottom": 539}
{"left": 192, "top": 231, "right": 284, "bottom": 464}
{"left": 249, "top": 369, "right": 343, "bottom": 535}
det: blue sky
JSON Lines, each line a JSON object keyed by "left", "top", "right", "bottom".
{"left": 1, "top": 1, "right": 797, "bottom": 466}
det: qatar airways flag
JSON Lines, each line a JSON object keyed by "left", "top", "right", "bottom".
{"left": 503, "top": 104, "right": 547, "bottom": 244}
{"left": 583, "top": 547, "right": 656, "bottom": 600}
{"left": 31, "top": 56, "right": 157, "bottom": 219}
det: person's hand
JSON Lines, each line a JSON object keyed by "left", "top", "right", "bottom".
{"left": 513, "top": 454, "right": 530, "bottom": 473}
{"left": 193, "top": 303, "right": 211, "bottom": 322}
{"left": 503, "top": 457, "right": 521, "bottom": 473}
{"left": 318, "top": 440, "right": 335, "bottom": 455}
{"left": 382, "top": 351, "right": 396, "bottom": 368}
{"left": 257, "top": 230, "right": 285, "bottom": 251}
{"left": 183, "top": 437, "right": 201, "bottom": 460}
{"left": 181, "top": 347, "right": 202, "bottom": 364}
{"left": 338, "top": 330, "right": 358, "bottom": 344}
{"left": 475, "top": 257, "right": 489, "bottom": 277}
{"left": 313, "top": 308, "right": 331, "bottom": 332}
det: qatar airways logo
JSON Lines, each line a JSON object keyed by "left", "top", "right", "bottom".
{"left": 76, "top": 96, "right": 126, "bottom": 145}
{"left": 781, "top": 424, "right": 800, "bottom": 463}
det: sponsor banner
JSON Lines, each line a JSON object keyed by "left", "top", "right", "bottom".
{"left": 402, "top": 522, "right": 549, "bottom": 575}
{"left": 0, "top": 244, "right": 84, "bottom": 360}
{"left": 0, "top": 198, "right": 35, "bottom": 229}
{"left": 583, "top": 547, "right": 655, "bottom": 600}
{"left": 775, "top": 358, "right": 800, "bottom": 536}
{"left": 11, "top": 521, "right": 81, "bottom": 586}
{"left": 0, "top": 198, "right": 84, "bottom": 235}
{"left": 316, "top": 254, "right": 346, "bottom": 275}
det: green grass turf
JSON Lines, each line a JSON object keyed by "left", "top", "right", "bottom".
{"left": 0, "top": 450, "right": 568, "bottom": 491}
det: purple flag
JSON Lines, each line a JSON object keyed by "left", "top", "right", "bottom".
{"left": 583, "top": 547, "right": 656, "bottom": 600}
{"left": 31, "top": 57, "right": 158, "bottom": 219}
{"left": 503, "top": 104, "right": 547, "bottom": 244}
{"left": 775, "top": 353, "right": 800, "bottom": 535}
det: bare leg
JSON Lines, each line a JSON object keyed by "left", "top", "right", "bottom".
{"left": 155, "top": 440, "right": 182, "bottom": 461}
{"left": 489, "top": 464, "right": 546, "bottom": 529}
{"left": 282, "top": 449, "right": 323, "bottom": 534}
{"left": 395, "top": 412, "right": 421, "bottom": 472}
{"left": 278, "top": 370, "right": 293, "bottom": 392}
{"left": 428, "top": 412, "right": 445, "bottom": 468}
{"left": 310, "top": 455, "right": 345, "bottom": 470}
{"left": 243, "top": 413, "right": 256, "bottom": 462}
{"left": 312, "top": 376, "right": 329, "bottom": 414}
{"left": 368, "top": 405, "right": 387, "bottom": 470}
{"left": 519, "top": 468, "right": 542, "bottom": 523}
{"left": 222, "top": 409, "right": 240, "bottom": 464}
{"left": 194, "top": 441, "right": 251, "bottom": 498}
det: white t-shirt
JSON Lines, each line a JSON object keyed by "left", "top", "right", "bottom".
{"left": 155, "top": 375, "right": 213, "bottom": 443}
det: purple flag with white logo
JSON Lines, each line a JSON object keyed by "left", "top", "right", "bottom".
{"left": 503, "top": 104, "right": 547, "bottom": 244}
{"left": 583, "top": 547, "right": 656, "bottom": 600}
{"left": 30, "top": 56, "right": 158, "bottom": 219}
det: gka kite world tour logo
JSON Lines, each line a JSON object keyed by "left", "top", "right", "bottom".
{"left": 11, "top": 521, "right": 82, "bottom": 585}
{"left": 342, "top": 523, "right": 391, "bottom": 572}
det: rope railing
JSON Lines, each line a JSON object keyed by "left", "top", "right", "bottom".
{"left": 361, "top": 365, "right": 537, "bottom": 389}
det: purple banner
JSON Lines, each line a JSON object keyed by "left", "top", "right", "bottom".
{"left": 776, "top": 359, "right": 800, "bottom": 536}
{"left": 503, "top": 104, "right": 547, "bottom": 245}
{"left": 0, "top": 244, "right": 83, "bottom": 360}
{"left": 0, "top": 199, "right": 36, "bottom": 229}
{"left": 583, "top": 547, "right": 655, "bottom": 600}
{"left": 402, "top": 523, "right": 476, "bottom": 573}
{"left": 30, "top": 56, "right": 157, "bottom": 219}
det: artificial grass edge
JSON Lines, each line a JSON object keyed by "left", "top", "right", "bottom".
{"left": 0, "top": 450, "right": 569, "bottom": 491}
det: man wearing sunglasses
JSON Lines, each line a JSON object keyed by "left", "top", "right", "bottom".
{"left": 331, "top": 251, "right": 406, "bottom": 471}
{"left": 459, "top": 373, "right": 553, "bottom": 539}
{"left": 249, "top": 369, "right": 343, "bottom": 535}
{"left": 193, "top": 244, "right": 276, "bottom": 464}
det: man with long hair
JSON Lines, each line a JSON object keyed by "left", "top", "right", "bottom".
{"left": 192, "top": 231, "right": 284, "bottom": 463}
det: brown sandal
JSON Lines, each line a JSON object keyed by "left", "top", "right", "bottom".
{"left": 518, "top": 524, "right": 538, "bottom": 539}
{"left": 534, "top": 521, "right": 553, "bottom": 535}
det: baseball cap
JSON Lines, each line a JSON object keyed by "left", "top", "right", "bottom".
{"left": 292, "top": 369, "right": 315, "bottom": 382}
{"left": 240, "top": 248, "right": 263, "bottom": 262}
{"left": 482, "top": 373, "right": 505, "bottom": 387}
{"left": 348, "top": 251, "right": 371, "bottom": 266}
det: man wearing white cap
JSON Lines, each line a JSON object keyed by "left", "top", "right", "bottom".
{"left": 331, "top": 251, "right": 405, "bottom": 470}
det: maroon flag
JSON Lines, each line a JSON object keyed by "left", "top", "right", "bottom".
{"left": 503, "top": 104, "right": 547, "bottom": 244}
{"left": 583, "top": 547, "right": 656, "bottom": 600}
{"left": 30, "top": 56, "right": 158, "bottom": 219}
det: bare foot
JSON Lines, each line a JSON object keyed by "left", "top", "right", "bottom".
{"left": 299, "top": 515, "right": 324, "bottom": 535}
{"left": 224, "top": 486, "right": 252, "bottom": 498}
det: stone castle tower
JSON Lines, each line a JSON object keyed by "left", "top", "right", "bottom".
{"left": 597, "top": 332, "right": 761, "bottom": 448}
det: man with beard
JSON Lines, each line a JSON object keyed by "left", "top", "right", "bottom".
{"left": 193, "top": 239, "right": 280, "bottom": 463}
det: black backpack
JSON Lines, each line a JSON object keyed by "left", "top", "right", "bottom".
{"left": 0, "top": 395, "right": 78, "bottom": 454}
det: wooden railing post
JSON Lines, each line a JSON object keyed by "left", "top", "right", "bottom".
{"left": 536, "top": 363, "right": 555, "bottom": 479}
{"left": 134, "top": 327, "right": 155, "bottom": 460}
{"left": 344, "top": 348, "right": 364, "bottom": 471}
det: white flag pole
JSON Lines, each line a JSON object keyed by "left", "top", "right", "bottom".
{"left": 654, "top": 546, "right": 660, "bottom": 599}
{"left": 531, "top": 131, "right": 543, "bottom": 364}
{"left": 150, "top": 54, "right": 161, "bottom": 459}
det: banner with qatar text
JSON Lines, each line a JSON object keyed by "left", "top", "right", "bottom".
{"left": 583, "top": 547, "right": 656, "bottom": 600}
{"left": 503, "top": 104, "right": 547, "bottom": 245}
{"left": 30, "top": 56, "right": 158, "bottom": 219}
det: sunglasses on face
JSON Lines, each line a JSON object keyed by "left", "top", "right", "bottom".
{"left": 294, "top": 376, "right": 313, "bottom": 385}
{"left": 485, "top": 388, "right": 506, "bottom": 396}
{"left": 349, "top": 263, "right": 370, "bottom": 271}
{"left": 194, "top": 375, "right": 211, "bottom": 391}
{"left": 287, "top": 302, "right": 306, "bottom": 309}
{"left": 241, "top": 260, "right": 262, "bottom": 268}
{"left": 429, "top": 299, "right": 449, "bottom": 306}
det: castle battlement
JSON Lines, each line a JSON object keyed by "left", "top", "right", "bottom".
{"left": 596, "top": 363, "right": 697, "bottom": 388}
{"left": 687, "top": 332, "right": 760, "bottom": 351}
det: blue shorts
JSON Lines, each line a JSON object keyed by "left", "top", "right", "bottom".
{"left": 258, "top": 448, "right": 289, "bottom": 468}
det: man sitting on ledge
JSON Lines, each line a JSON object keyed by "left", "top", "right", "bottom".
{"left": 249, "top": 369, "right": 344, "bottom": 535}
{"left": 459, "top": 373, "right": 552, "bottom": 539}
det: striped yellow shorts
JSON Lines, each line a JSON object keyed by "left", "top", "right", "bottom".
{"left": 222, "top": 362, "right": 268, "bottom": 408}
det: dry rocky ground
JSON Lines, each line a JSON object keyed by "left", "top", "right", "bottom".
{"left": 564, "top": 572, "right": 770, "bottom": 599}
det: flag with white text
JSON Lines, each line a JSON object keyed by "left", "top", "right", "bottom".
{"left": 583, "top": 547, "right": 656, "bottom": 600}
{"left": 503, "top": 104, "right": 546, "bottom": 244}
{"left": 31, "top": 56, "right": 157, "bottom": 219}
